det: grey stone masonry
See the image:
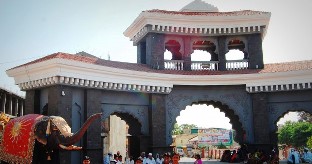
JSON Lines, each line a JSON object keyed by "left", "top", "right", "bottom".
{"left": 251, "top": 93, "right": 270, "bottom": 144}
{"left": 248, "top": 33, "right": 264, "bottom": 69}
{"left": 217, "top": 36, "right": 227, "bottom": 71}
{"left": 150, "top": 94, "right": 171, "bottom": 154}
{"left": 85, "top": 89, "right": 102, "bottom": 163}
{"left": 146, "top": 33, "right": 165, "bottom": 69}
{"left": 25, "top": 90, "right": 35, "bottom": 114}
{"left": 137, "top": 41, "right": 146, "bottom": 64}
{"left": 48, "top": 85, "right": 73, "bottom": 164}
{"left": 182, "top": 36, "right": 192, "bottom": 71}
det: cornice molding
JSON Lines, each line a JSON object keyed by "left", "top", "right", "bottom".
{"left": 124, "top": 10, "right": 271, "bottom": 41}
{"left": 6, "top": 58, "right": 312, "bottom": 94}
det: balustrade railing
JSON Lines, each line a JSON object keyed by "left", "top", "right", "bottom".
{"left": 164, "top": 60, "right": 249, "bottom": 71}
{"left": 191, "top": 61, "right": 219, "bottom": 71}
{"left": 226, "top": 59, "right": 249, "bottom": 70}
{"left": 164, "top": 60, "right": 184, "bottom": 70}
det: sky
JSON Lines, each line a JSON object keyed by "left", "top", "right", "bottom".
{"left": 0, "top": 0, "right": 309, "bottom": 126}
{"left": 176, "top": 105, "right": 299, "bottom": 129}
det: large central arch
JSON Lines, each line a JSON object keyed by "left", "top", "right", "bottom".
{"left": 165, "top": 85, "right": 253, "bottom": 145}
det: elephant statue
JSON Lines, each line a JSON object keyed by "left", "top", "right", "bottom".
{"left": 0, "top": 112, "right": 101, "bottom": 164}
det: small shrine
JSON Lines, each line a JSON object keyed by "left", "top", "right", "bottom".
{"left": 124, "top": 0, "right": 271, "bottom": 71}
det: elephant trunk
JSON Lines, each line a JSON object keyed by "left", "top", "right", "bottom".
{"left": 59, "top": 113, "right": 101, "bottom": 146}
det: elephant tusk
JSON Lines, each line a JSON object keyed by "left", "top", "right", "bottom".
{"left": 59, "top": 144, "right": 82, "bottom": 150}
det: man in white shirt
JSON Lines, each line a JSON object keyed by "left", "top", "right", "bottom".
{"left": 145, "top": 153, "right": 156, "bottom": 164}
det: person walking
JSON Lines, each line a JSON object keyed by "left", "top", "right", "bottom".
{"left": 194, "top": 154, "right": 202, "bottom": 164}
{"left": 104, "top": 152, "right": 112, "bottom": 164}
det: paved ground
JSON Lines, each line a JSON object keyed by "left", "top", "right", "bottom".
{"left": 179, "top": 157, "right": 289, "bottom": 163}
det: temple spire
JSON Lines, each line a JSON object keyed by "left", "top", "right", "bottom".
{"left": 180, "top": 0, "right": 219, "bottom": 12}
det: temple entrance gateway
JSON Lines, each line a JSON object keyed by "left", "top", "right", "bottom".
{"left": 5, "top": 1, "right": 312, "bottom": 163}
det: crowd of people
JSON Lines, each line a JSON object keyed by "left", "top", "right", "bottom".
{"left": 220, "top": 146, "right": 279, "bottom": 163}
{"left": 95, "top": 147, "right": 312, "bottom": 164}
{"left": 286, "top": 148, "right": 312, "bottom": 164}
{"left": 218, "top": 146, "right": 312, "bottom": 164}
{"left": 103, "top": 151, "right": 181, "bottom": 164}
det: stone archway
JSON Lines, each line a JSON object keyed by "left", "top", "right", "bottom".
{"left": 102, "top": 104, "right": 149, "bottom": 135}
{"left": 166, "top": 85, "right": 253, "bottom": 145}
{"left": 110, "top": 112, "right": 142, "bottom": 159}
{"left": 101, "top": 104, "right": 149, "bottom": 159}
{"left": 268, "top": 101, "right": 312, "bottom": 145}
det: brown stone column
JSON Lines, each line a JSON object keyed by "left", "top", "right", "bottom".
{"left": 149, "top": 94, "right": 171, "bottom": 154}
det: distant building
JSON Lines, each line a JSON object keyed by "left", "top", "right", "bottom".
{"left": 0, "top": 87, "right": 25, "bottom": 117}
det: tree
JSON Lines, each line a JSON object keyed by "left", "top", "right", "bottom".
{"left": 172, "top": 123, "right": 197, "bottom": 135}
{"left": 278, "top": 121, "right": 312, "bottom": 148}
{"left": 307, "top": 136, "right": 312, "bottom": 149}
{"left": 179, "top": 124, "right": 197, "bottom": 130}
{"left": 172, "top": 123, "right": 183, "bottom": 135}
{"left": 298, "top": 112, "right": 312, "bottom": 123}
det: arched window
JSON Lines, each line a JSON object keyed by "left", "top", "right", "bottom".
{"left": 225, "top": 50, "right": 244, "bottom": 60}
{"left": 165, "top": 40, "right": 182, "bottom": 60}
{"left": 191, "top": 50, "right": 211, "bottom": 61}
{"left": 226, "top": 39, "right": 248, "bottom": 60}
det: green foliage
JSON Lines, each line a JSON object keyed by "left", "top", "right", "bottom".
{"left": 172, "top": 123, "right": 183, "bottom": 135}
{"left": 307, "top": 136, "right": 312, "bottom": 149}
{"left": 278, "top": 121, "right": 312, "bottom": 148}
{"left": 217, "top": 142, "right": 227, "bottom": 149}
{"left": 172, "top": 123, "right": 197, "bottom": 135}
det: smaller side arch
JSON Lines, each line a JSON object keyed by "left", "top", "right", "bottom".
{"left": 101, "top": 104, "right": 149, "bottom": 135}
{"left": 268, "top": 102, "right": 312, "bottom": 145}
{"left": 164, "top": 36, "right": 184, "bottom": 56}
{"left": 225, "top": 36, "right": 248, "bottom": 55}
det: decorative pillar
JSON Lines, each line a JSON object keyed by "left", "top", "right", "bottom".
{"left": 217, "top": 36, "right": 227, "bottom": 71}
{"left": 149, "top": 94, "right": 171, "bottom": 154}
{"left": 183, "top": 36, "right": 192, "bottom": 71}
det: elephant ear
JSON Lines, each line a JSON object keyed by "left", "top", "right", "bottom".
{"left": 34, "top": 117, "right": 48, "bottom": 145}
{"left": 50, "top": 116, "right": 72, "bottom": 137}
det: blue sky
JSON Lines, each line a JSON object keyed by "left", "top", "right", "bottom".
{"left": 1, "top": 0, "right": 311, "bottom": 96}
